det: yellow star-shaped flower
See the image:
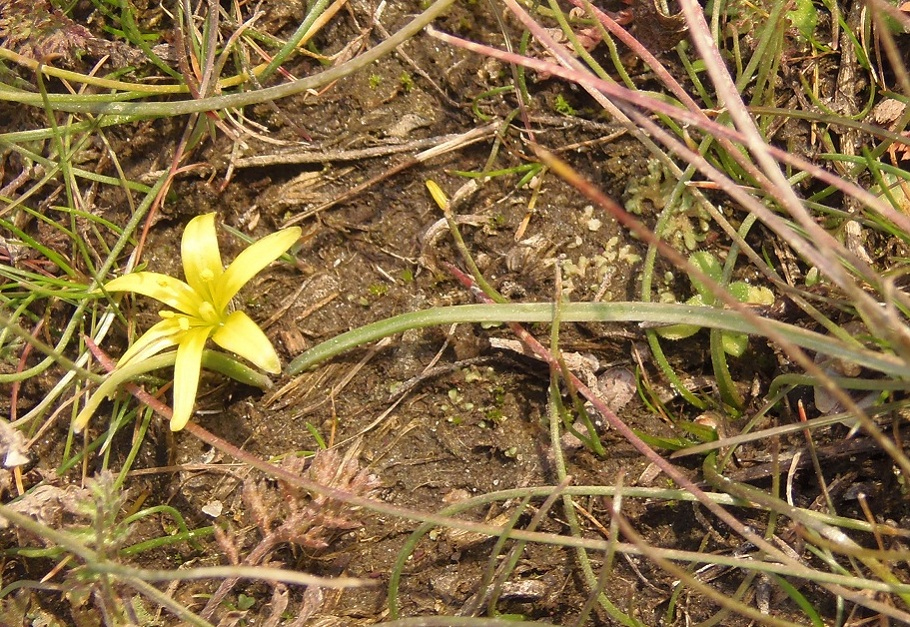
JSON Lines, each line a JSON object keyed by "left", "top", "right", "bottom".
{"left": 75, "top": 213, "right": 300, "bottom": 432}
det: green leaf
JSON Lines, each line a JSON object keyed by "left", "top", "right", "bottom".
{"left": 688, "top": 251, "right": 723, "bottom": 301}
{"left": 729, "top": 281, "right": 774, "bottom": 305}
{"left": 787, "top": 0, "right": 818, "bottom": 39}
{"left": 655, "top": 294, "right": 706, "bottom": 340}
{"left": 633, "top": 429, "right": 695, "bottom": 451}
{"left": 237, "top": 594, "right": 255, "bottom": 610}
{"left": 678, "top": 419, "right": 720, "bottom": 443}
{"left": 722, "top": 332, "right": 749, "bottom": 357}
{"left": 655, "top": 323, "right": 700, "bottom": 340}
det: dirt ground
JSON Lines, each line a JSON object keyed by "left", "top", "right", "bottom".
{"left": 3, "top": 0, "right": 909, "bottom": 625}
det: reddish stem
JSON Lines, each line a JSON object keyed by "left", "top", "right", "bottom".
{"left": 10, "top": 317, "right": 44, "bottom": 422}
{"left": 83, "top": 336, "right": 174, "bottom": 419}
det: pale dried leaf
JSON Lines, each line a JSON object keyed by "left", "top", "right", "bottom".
{"left": 592, "top": 367, "right": 637, "bottom": 410}
{"left": 260, "top": 584, "right": 289, "bottom": 627}
{"left": 0, "top": 419, "right": 29, "bottom": 468}
{"left": 871, "top": 98, "right": 906, "bottom": 126}
{"left": 2, "top": 484, "right": 90, "bottom": 532}
{"left": 202, "top": 500, "right": 224, "bottom": 518}
{"left": 295, "top": 586, "right": 325, "bottom": 626}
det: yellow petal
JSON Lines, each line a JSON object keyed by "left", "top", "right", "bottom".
{"left": 211, "top": 310, "right": 281, "bottom": 374}
{"left": 426, "top": 180, "right": 449, "bottom": 210}
{"left": 105, "top": 272, "right": 203, "bottom": 316}
{"left": 117, "top": 317, "right": 184, "bottom": 366}
{"left": 169, "top": 327, "right": 210, "bottom": 431}
{"left": 215, "top": 226, "right": 301, "bottom": 311}
{"left": 181, "top": 213, "right": 224, "bottom": 305}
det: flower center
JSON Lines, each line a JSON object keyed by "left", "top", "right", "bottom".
{"left": 160, "top": 310, "right": 192, "bottom": 331}
{"left": 197, "top": 301, "right": 220, "bottom": 324}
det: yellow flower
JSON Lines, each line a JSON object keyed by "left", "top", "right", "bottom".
{"left": 75, "top": 213, "right": 301, "bottom": 432}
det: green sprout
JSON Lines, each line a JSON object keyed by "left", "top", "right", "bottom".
{"left": 74, "top": 213, "right": 301, "bottom": 432}
{"left": 786, "top": 0, "right": 818, "bottom": 41}
{"left": 656, "top": 250, "right": 774, "bottom": 357}
{"left": 399, "top": 71, "right": 415, "bottom": 92}
{"left": 554, "top": 93, "right": 577, "bottom": 116}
